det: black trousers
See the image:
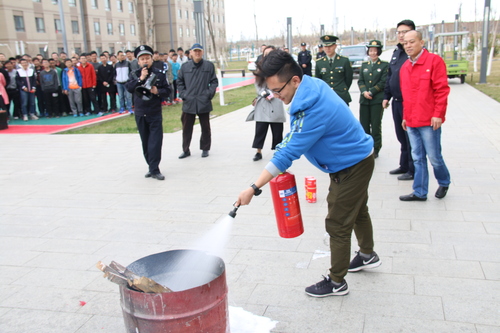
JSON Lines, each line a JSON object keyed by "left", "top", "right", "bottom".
{"left": 43, "top": 91, "right": 61, "bottom": 116}
{"left": 135, "top": 113, "right": 163, "bottom": 174}
{"left": 82, "top": 87, "right": 100, "bottom": 113}
{"left": 6, "top": 89, "right": 21, "bottom": 118}
{"left": 59, "top": 88, "right": 71, "bottom": 114}
{"left": 392, "top": 99, "right": 414, "bottom": 174}
{"left": 181, "top": 112, "right": 211, "bottom": 152}
{"left": 252, "top": 122, "right": 284, "bottom": 150}
{"left": 100, "top": 85, "right": 117, "bottom": 111}
{"left": 35, "top": 86, "right": 45, "bottom": 114}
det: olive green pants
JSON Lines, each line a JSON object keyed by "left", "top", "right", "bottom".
{"left": 359, "top": 104, "right": 384, "bottom": 153}
{"left": 326, "top": 154, "right": 375, "bottom": 283}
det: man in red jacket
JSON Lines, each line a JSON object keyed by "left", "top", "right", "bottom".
{"left": 399, "top": 31, "right": 451, "bottom": 201}
{"left": 78, "top": 53, "right": 101, "bottom": 116}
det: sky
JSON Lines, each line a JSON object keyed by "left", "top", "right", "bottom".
{"left": 225, "top": 0, "right": 497, "bottom": 42}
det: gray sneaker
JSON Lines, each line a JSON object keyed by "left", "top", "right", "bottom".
{"left": 348, "top": 251, "right": 381, "bottom": 272}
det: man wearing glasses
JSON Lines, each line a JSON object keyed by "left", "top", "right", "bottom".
{"left": 383, "top": 19, "right": 416, "bottom": 181}
{"left": 236, "top": 49, "right": 381, "bottom": 298}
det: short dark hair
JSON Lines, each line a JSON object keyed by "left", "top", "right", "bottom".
{"left": 117, "top": 51, "right": 124, "bottom": 55}
{"left": 90, "top": 51, "right": 97, "bottom": 55}
{"left": 79, "top": 53, "right": 87, "bottom": 57}
{"left": 177, "top": 47, "right": 183, "bottom": 51}
{"left": 255, "top": 49, "right": 303, "bottom": 86}
{"left": 100, "top": 53, "right": 107, "bottom": 57}
{"left": 64, "top": 58, "right": 72, "bottom": 63}
{"left": 125, "top": 50, "right": 132, "bottom": 53}
{"left": 397, "top": 19, "right": 416, "bottom": 30}
{"left": 366, "top": 47, "right": 382, "bottom": 56}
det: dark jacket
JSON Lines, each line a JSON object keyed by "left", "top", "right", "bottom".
{"left": 39, "top": 69, "right": 59, "bottom": 93}
{"left": 0, "top": 68, "right": 10, "bottom": 88}
{"left": 358, "top": 59, "right": 389, "bottom": 105}
{"left": 177, "top": 59, "right": 218, "bottom": 114}
{"left": 297, "top": 50, "right": 312, "bottom": 69}
{"left": 383, "top": 43, "right": 407, "bottom": 102}
{"left": 125, "top": 66, "right": 170, "bottom": 116}
{"left": 97, "top": 63, "right": 116, "bottom": 90}
{"left": 16, "top": 67, "right": 37, "bottom": 91}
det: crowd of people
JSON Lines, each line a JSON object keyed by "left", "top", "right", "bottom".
{"left": 0, "top": 47, "right": 192, "bottom": 121}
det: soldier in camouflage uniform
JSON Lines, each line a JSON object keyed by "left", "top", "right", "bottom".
{"left": 315, "top": 35, "right": 353, "bottom": 105}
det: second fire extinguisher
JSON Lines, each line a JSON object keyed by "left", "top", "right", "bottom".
{"left": 269, "top": 171, "right": 304, "bottom": 238}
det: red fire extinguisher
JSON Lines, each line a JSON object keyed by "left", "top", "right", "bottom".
{"left": 269, "top": 171, "right": 304, "bottom": 238}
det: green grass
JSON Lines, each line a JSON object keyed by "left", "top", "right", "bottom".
{"left": 467, "top": 58, "right": 500, "bottom": 103}
{"left": 59, "top": 84, "right": 256, "bottom": 134}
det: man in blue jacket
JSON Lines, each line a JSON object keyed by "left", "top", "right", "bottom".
{"left": 236, "top": 50, "right": 381, "bottom": 297}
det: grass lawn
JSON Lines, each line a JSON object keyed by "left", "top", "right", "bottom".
{"left": 467, "top": 58, "right": 500, "bottom": 103}
{"left": 60, "top": 83, "right": 256, "bottom": 134}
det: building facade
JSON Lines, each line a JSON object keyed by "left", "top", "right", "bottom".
{"left": 0, "top": 0, "right": 226, "bottom": 58}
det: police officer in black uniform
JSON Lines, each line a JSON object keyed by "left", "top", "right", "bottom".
{"left": 126, "top": 45, "right": 170, "bottom": 180}
{"left": 316, "top": 44, "right": 326, "bottom": 59}
{"left": 297, "top": 42, "right": 312, "bottom": 76}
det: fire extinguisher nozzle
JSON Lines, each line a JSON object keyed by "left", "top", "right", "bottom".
{"left": 228, "top": 203, "right": 239, "bottom": 218}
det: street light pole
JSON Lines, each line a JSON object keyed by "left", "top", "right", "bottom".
{"left": 479, "top": 0, "right": 491, "bottom": 84}
{"left": 57, "top": 0, "right": 69, "bottom": 53}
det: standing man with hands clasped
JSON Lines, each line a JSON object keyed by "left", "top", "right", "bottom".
{"left": 236, "top": 50, "right": 381, "bottom": 298}
{"left": 177, "top": 43, "right": 218, "bottom": 159}
{"left": 126, "top": 45, "right": 170, "bottom": 181}
{"left": 383, "top": 20, "right": 416, "bottom": 181}
{"left": 399, "top": 31, "right": 451, "bottom": 201}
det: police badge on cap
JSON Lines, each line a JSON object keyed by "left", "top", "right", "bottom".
{"left": 134, "top": 45, "right": 154, "bottom": 58}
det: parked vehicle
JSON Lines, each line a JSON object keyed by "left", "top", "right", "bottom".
{"left": 339, "top": 45, "right": 369, "bottom": 75}
{"left": 432, "top": 32, "right": 469, "bottom": 84}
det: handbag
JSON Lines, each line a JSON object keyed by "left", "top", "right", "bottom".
{"left": 246, "top": 109, "right": 255, "bottom": 122}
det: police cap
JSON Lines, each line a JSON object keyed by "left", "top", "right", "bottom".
{"left": 134, "top": 45, "right": 154, "bottom": 58}
{"left": 320, "top": 35, "right": 339, "bottom": 46}
{"left": 300, "top": 42, "right": 306, "bottom": 46}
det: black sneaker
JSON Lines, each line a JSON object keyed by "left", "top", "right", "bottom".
{"left": 348, "top": 251, "right": 381, "bottom": 272}
{"left": 305, "top": 276, "right": 349, "bottom": 297}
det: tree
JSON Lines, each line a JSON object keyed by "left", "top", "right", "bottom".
{"left": 204, "top": 0, "right": 219, "bottom": 64}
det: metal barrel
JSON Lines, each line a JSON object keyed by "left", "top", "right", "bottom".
{"left": 120, "top": 250, "right": 229, "bottom": 333}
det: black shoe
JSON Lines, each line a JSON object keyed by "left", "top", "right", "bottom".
{"left": 435, "top": 186, "right": 449, "bottom": 199}
{"left": 151, "top": 173, "right": 165, "bottom": 180}
{"left": 253, "top": 152, "right": 262, "bottom": 161}
{"left": 399, "top": 193, "right": 427, "bottom": 201}
{"left": 398, "top": 172, "right": 414, "bottom": 181}
{"left": 389, "top": 167, "right": 407, "bottom": 175}
{"left": 145, "top": 172, "right": 152, "bottom": 178}
{"left": 374, "top": 152, "right": 379, "bottom": 159}
{"left": 179, "top": 151, "right": 191, "bottom": 159}
{"left": 202, "top": 150, "right": 209, "bottom": 158}
{"left": 305, "top": 276, "right": 349, "bottom": 297}
{"left": 348, "top": 251, "right": 382, "bottom": 272}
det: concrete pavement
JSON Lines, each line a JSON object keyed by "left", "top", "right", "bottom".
{"left": 1, "top": 79, "right": 499, "bottom": 332}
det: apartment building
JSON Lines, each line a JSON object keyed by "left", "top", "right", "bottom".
{"left": 0, "top": 0, "right": 226, "bottom": 57}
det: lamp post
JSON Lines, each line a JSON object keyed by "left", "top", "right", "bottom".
{"left": 479, "top": 0, "right": 491, "bottom": 84}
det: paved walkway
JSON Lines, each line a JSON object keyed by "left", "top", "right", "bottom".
{"left": 0, "top": 80, "right": 499, "bottom": 333}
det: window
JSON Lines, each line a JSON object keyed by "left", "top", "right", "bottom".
{"left": 75, "top": 47, "right": 82, "bottom": 55}
{"left": 107, "top": 23, "right": 113, "bottom": 35}
{"left": 33, "top": 0, "right": 41, "bottom": 2}
{"left": 68, "top": 0, "right": 76, "bottom": 6}
{"left": 71, "top": 20, "right": 79, "bottom": 34}
{"left": 192, "top": 12, "right": 195, "bottom": 19}
{"left": 105, "top": 0, "right": 110, "bottom": 10}
{"left": 218, "top": 14, "right": 220, "bottom": 23}
{"left": 130, "top": 24, "right": 136, "bottom": 36}
{"left": 179, "top": 27, "right": 183, "bottom": 37}
{"left": 57, "top": 47, "right": 64, "bottom": 54}
{"left": 109, "top": 46, "right": 115, "bottom": 54}
{"left": 186, "top": 28, "right": 190, "bottom": 37}
{"left": 185, "top": 10, "right": 188, "bottom": 20}
{"left": 178, "top": 9, "right": 182, "bottom": 19}
{"left": 119, "top": 23, "right": 125, "bottom": 36}
{"left": 117, "top": 0, "right": 123, "bottom": 12}
{"left": 14, "top": 15, "right": 25, "bottom": 32}
{"left": 35, "top": 17, "right": 45, "bottom": 33}
{"left": 51, "top": 0, "right": 58, "bottom": 4}
{"left": 148, "top": 9, "right": 151, "bottom": 19}
{"left": 54, "top": 18, "right": 62, "bottom": 33}
{"left": 193, "top": 28, "right": 195, "bottom": 37}
{"left": 222, "top": 15, "right": 224, "bottom": 23}
{"left": 128, "top": 2, "right": 134, "bottom": 13}
{"left": 91, "top": 0, "right": 98, "bottom": 9}
{"left": 94, "top": 21, "right": 101, "bottom": 35}
{"left": 148, "top": 28, "right": 152, "bottom": 38}
{"left": 96, "top": 46, "right": 102, "bottom": 55}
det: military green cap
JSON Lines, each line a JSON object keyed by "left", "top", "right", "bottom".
{"left": 320, "top": 35, "right": 339, "bottom": 46}
{"left": 367, "top": 40, "right": 383, "bottom": 48}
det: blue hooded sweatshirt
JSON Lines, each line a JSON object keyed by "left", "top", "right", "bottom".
{"left": 266, "top": 75, "right": 373, "bottom": 175}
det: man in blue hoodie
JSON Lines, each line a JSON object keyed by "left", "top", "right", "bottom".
{"left": 236, "top": 50, "right": 381, "bottom": 297}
